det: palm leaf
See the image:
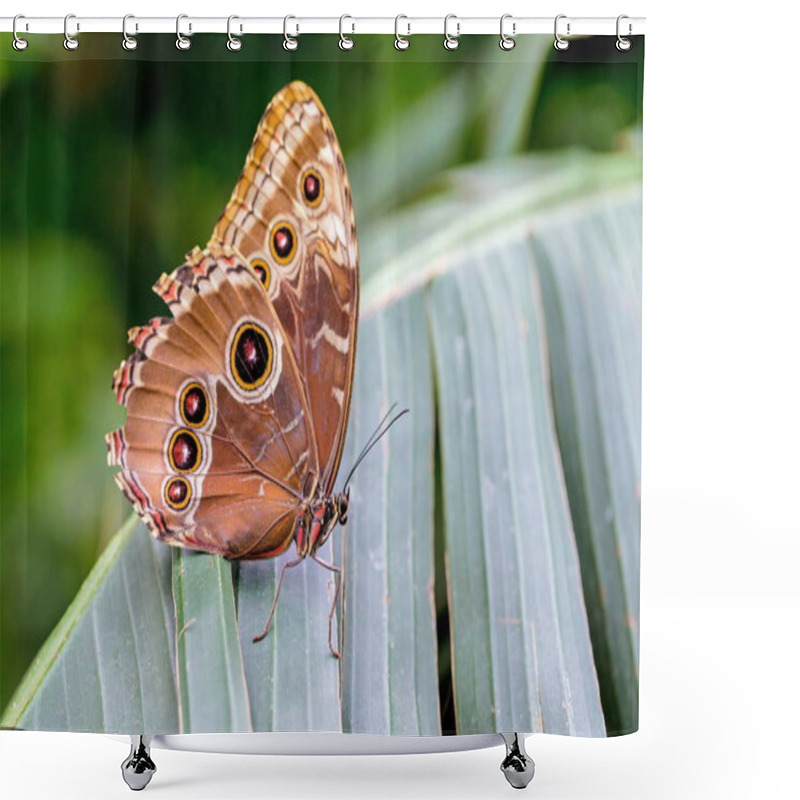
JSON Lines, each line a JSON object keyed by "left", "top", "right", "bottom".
{"left": 1, "top": 517, "right": 178, "bottom": 732}
{"left": 2, "top": 151, "right": 639, "bottom": 737}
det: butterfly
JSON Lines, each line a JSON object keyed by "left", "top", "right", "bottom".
{"left": 106, "top": 81, "right": 365, "bottom": 658}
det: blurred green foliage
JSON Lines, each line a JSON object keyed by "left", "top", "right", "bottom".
{"left": 0, "top": 33, "right": 642, "bottom": 712}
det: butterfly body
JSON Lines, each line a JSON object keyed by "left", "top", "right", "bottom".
{"left": 296, "top": 488, "right": 350, "bottom": 558}
{"left": 107, "top": 81, "right": 358, "bottom": 581}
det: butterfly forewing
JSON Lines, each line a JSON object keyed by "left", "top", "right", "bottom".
{"left": 210, "top": 81, "right": 359, "bottom": 493}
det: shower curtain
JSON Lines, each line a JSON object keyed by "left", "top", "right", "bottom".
{"left": 0, "top": 30, "right": 643, "bottom": 739}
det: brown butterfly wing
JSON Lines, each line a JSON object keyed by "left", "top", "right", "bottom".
{"left": 107, "top": 248, "right": 318, "bottom": 559}
{"left": 209, "top": 81, "right": 359, "bottom": 493}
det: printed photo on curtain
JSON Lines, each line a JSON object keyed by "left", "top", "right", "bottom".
{"left": 0, "top": 26, "right": 644, "bottom": 781}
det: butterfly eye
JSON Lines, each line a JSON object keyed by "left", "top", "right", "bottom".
{"left": 270, "top": 222, "right": 297, "bottom": 265}
{"left": 179, "top": 382, "right": 209, "bottom": 428}
{"left": 164, "top": 476, "right": 192, "bottom": 511}
{"left": 249, "top": 258, "right": 271, "bottom": 290}
{"left": 301, "top": 168, "right": 323, "bottom": 207}
{"left": 230, "top": 321, "right": 274, "bottom": 391}
{"left": 338, "top": 492, "right": 349, "bottom": 524}
{"left": 168, "top": 429, "right": 201, "bottom": 473}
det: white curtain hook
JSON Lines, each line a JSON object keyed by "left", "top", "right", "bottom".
{"left": 12, "top": 14, "right": 29, "bottom": 51}
{"left": 283, "top": 15, "right": 299, "bottom": 51}
{"left": 176, "top": 14, "right": 191, "bottom": 50}
{"left": 394, "top": 15, "right": 410, "bottom": 51}
{"left": 616, "top": 15, "right": 632, "bottom": 51}
{"left": 64, "top": 13, "right": 79, "bottom": 51}
{"left": 499, "top": 14, "right": 516, "bottom": 50}
{"left": 554, "top": 14, "right": 570, "bottom": 51}
{"left": 444, "top": 14, "right": 460, "bottom": 50}
{"left": 339, "top": 14, "right": 355, "bottom": 50}
{"left": 227, "top": 15, "right": 242, "bottom": 51}
{"left": 122, "top": 14, "right": 138, "bottom": 51}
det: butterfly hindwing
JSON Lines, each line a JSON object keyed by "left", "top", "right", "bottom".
{"left": 108, "top": 250, "right": 317, "bottom": 558}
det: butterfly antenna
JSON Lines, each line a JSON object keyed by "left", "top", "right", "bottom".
{"left": 342, "top": 406, "right": 409, "bottom": 490}
{"left": 356, "top": 402, "right": 398, "bottom": 459}
{"left": 340, "top": 403, "right": 399, "bottom": 482}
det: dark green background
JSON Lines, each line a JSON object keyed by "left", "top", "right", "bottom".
{"left": 0, "top": 33, "right": 643, "bottom": 712}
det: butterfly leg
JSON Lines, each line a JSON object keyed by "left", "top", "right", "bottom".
{"left": 499, "top": 733, "right": 535, "bottom": 789}
{"left": 311, "top": 553, "right": 342, "bottom": 659}
{"left": 121, "top": 735, "right": 156, "bottom": 791}
{"left": 253, "top": 555, "right": 305, "bottom": 643}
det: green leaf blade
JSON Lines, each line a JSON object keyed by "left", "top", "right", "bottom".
{"left": 534, "top": 197, "right": 641, "bottom": 734}
{"left": 340, "top": 293, "right": 441, "bottom": 735}
{"left": 383, "top": 297, "right": 440, "bottom": 736}
{"left": 428, "top": 272, "right": 496, "bottom": 734}
{"left": 237, "top": 550, "right": 342, "bottom": 733}
{"left": 172, "top": 550, "right": 252, "bottom": 733}
{"left": 429, "top": 242, "right": 606, "bottom": 736}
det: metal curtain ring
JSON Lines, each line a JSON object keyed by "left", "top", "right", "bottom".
{"left": 227, "top": 15, "right": 242, "bottom": 51}
{"left": 616, "top": 14, "right": 632, "bottom": 51}
{"left": 12, "top": 14, "right": 28, "bottom": 51}
{"left": 554, "top": 14, "right": 570, "bottom": 51}
{"left": 64, "top": 13, "right": 79, "bottom": 50}
{"left": 444, "top": 14, "right": 459, "bottom": 50}
{"left": 394, "top": 15, "right": 410, "bottom": 50}
{"left": 283, "top": 15, "right": 299, "bottom": 50}
{"left": 499, "top": 14, "right": 515, "bottom": 50}
{"left": 339, "top": 14, "right": 354, "bottom": 50}
{"left": 176, "top": 14, "right": 191, "bottom": 50}
{"left": 122, "top": 14, "right": 138, "bottom": 51}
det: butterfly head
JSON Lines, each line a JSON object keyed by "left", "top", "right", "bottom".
{"left": 307, "top": 489, "right": 350, "bottom": 555}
